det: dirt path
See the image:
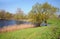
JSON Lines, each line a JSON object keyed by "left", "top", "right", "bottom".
{"left": 0, "top": 24, "right": 35, "bottom": 33}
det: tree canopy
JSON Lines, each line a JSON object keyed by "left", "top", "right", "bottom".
{"left": 28, "top": 2, "right": 58, "bottom": 26}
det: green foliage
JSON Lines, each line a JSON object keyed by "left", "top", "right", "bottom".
{"left": 28, "top": 2, "right": 58, "bottom": 26}
{"left": 14, "top": 8, "right": 26, "bottom": 20}
{"left": 14, "top": 14, "right": 24, "bottom": 20}
{"left": 0, "top": 10, "right": 13, "bottom": 20}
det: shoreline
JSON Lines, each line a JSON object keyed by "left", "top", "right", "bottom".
{"left": 0, "top": 24, "right": 35, "bottom": 33}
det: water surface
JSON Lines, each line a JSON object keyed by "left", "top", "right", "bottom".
{"left": 0, "top": 20, "right": 29, "bottom": 28}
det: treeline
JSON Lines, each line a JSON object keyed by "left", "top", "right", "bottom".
{"left": 0, "top": 9, "right": 27, "bottom": 20}
{"left": 0, "top": 2, "right": 59, "bottom": 26}
{"left": 13, "top": 8, "right": 27, "bottom": 20}
{"left": 0, "top": 10, "right": 13, "bottom": 20}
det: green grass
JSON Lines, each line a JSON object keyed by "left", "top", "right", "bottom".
{"left": 0, "top": 18, "right": 60, "bottom": 39}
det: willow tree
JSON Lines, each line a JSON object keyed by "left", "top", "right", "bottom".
{"left": 41, "top": 3, "right": 58, "bottom": 25}
{"left": 28, "top": 2, "right": 58, "bottom": 26}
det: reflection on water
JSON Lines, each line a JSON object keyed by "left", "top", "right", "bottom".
{"left": 0, "top": 20, "right": 28, "bottom": 28}
{"left": 0, "top": 20, "right": 48, "bottom": 28}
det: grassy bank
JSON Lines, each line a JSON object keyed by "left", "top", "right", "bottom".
{"left": 0, "top": 18, "right": 60, "bottom": 39}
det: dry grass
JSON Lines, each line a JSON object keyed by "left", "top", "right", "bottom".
{"left": 0, "top": 24, "right": 35, "bottom": 33}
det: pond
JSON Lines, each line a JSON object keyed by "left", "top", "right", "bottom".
{"left": 0, "top": 20, "right": 32, "bottom": 28}
{"left": 0, "top": 20, "right": 48, "bottom": 28}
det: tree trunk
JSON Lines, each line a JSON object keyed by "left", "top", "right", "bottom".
{"left": 45, "top": 20, "right": 47, "bottom": 26}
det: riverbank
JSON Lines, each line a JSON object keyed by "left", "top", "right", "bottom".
{"left": 0, "top": 24, "right": 35, "bottom": 33}
{"left": 0, "top": 19, "right": 60, "bottom": 39}
{"left": 0, "top": 25, "right": 60, "bottom": 39}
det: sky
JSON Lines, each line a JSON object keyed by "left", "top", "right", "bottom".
{"left": 0, "top": 0, "right": 60, "bottom": 14}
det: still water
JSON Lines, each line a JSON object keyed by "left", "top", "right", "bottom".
{"left": 0, "top": 20, "right": 47, "bottom": 28}
{"left": 0, "top": 20, "right": 31, "bottom": 28}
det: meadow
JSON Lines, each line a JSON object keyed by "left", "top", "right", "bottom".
{"left": 0, "top": 0, "right": 60, "bottom": 39}
{"left": 0, "top": 18, "right": 60, "bottom": 39}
